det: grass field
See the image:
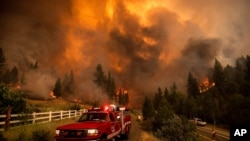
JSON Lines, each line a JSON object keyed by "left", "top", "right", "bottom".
{"left": 0, "top": 99, "right": 160, "bottom": 141}
{"left": 25, "top": 99, "right": 90, "bottom": 112}
{"left": 2, "top": 118, "right": 77, "bottom": 141}
{"left": 1, "top": 99, "right": 90, "bottom": 140}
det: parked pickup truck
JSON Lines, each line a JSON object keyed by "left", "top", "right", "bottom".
{"left": 55, "top": 104, "right": 131, "bottom": 141}
{"left": 190, "top": 118, "right": 206, "bottom": 126}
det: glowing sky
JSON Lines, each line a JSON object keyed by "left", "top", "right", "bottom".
{"left": 1, "top": 0, "right": 250, "bottom": 105}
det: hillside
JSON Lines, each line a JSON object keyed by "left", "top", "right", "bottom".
{"left": 25, "top": 99, "right": 90, "bottom": 112}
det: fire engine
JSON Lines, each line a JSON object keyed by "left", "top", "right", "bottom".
{"left": 55, "top": 104, "right": 131, "bottom": 141}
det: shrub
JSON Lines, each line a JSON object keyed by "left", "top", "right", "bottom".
{"left": 153, "top": 116, "right": 198, "bottom": 141}
{"left": 16, "top": 130, "right": 27, "bottom": 141}
{"left": 141, "top": 118, "right": 154, "bottom": 131}
{"left": 32, "top": 129, "right": 50, "bottom": 141}
{"left": 70, "top": 103, "right": 81, "bottom": 110}
{"left": 0, "top": 131, "right": 7, "bottom": 141}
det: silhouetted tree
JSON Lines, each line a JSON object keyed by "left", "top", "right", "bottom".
{"left": 63, "top": 70, "right": 75, "bottom": 97}
{"left": 235, "top": 57, "right": 245, "bottom": 95}
{"left": 164, "top": 87, "right": 169, "bottom": 100}
{"left": 142, "top": 96, "right": 154, "bottom": 120}
{"left": 154, "top": 94, "right": 174, "bottom": 129}
{"left": 242, "top": 55, "right": 250, "bottom": 96}
{"left": 213, "top": 59, "right": 225, "bottom": 96}
{"left": 10, "top": 66, "right": 18, "bottom": 85}
{"left": 223, "top": 65, "right": 238, "bottom": 95}
{"left": 93, "top": 64, "right": 118, "bottom": 102}
{"left": 106, "top": 71, "right": 116, "bottom": 100}
{"left": 53, "top": 78, "right": 62, "bottom": 99}
{"left": 2, "top": 67, "right": 19, "bottom": 86}
{"left": 0, "top": 48, "right": 7, "bottom": 81}
{"left": 153, "top": 87, "right": 162, "bottom": 112}
{"left": 170, "top": 82, "right": 177, "bottom": 95}
{"left": 93, "top": 64, "right": 106, "bottom": 88}
{"left": 2, "top": 69, "right": 10, "bottom": 84}
{"left": 187, "top": 72, "right": 200, "bottom": 98}
{"left": 124, "top": 91, "right": 129, "bottom": 105}
{"left": 118, "top": 88, "right": 124, "bottom": 105}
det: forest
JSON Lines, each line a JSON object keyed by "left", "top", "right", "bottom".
{"left": 0, "top": 47, "right": 128, "bottom": 115}
{"left": 1, "top": 45, "right": 250, "bottom": 140}
{"left": 142, "top": 55, "right": 250, "bottom": 140}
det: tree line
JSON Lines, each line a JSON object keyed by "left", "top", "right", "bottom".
{"left": 142, "top": 55, "right": 250, "bottom": 140}
{"left": 53, "top": 64, "right": 129, "bottom": 106}
{"left": 0, "top": 46, "right": 129, "bottom": 116}
{"left": 92, "top": 64, "right": 129, "bottom": 106}
{"left": 0, "top": 47, "right": 78, "bottom": 115}
{"left": 0, "top": 48, "right": 25, "bottom": 115}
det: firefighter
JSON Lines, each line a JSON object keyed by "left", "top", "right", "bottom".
{"left": 211, "top": 128, "right": 216, "bottom": 139}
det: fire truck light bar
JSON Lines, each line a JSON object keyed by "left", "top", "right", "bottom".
{"left": 119, "top": 107, "right": 125, "bottom": 110}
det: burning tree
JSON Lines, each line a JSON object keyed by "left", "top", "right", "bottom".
{"left": 117, "top": 88, "right": 129, "bottom": 105}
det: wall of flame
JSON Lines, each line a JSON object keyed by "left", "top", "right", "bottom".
{"left": 0, "top": 0, "right": 250, "bottom": 106}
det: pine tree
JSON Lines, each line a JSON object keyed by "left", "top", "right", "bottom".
{"left": 170, "top": 82, "right": 177, "bottom": 95}
{"left": 10, "top": 66, "right": 18, "bottom": 85}
{"left": 2, "top": 69, "right": 10, "bottom": 84}
{"left": 0, "top": 48, "right": 7, "bottom": 81}
{"left": 154, "top": 95, "right": 174, "bottom": 128}
{"left": 213, "top": 59, "right": 225, "bottom": 95}
{"left": 124, "top": 91, "right": 129, "bottom": 105}
{"left": 187, "top": 72, "right": 200, "bottom": 98}
{"left": 63, "top": 70, "right": 75, "bottom": 96}
{"left": 3, "top": 67, "right": 19, "bottom": 85}
{"left": 153, "top": 87, "right": 162, "bottom": 112}
{"left": 164, "top": 87, "right": 169, "bottom": 100}
{"left": 53, "top": 78, "right": 62, "bottom": 99}
{"left": 93, "top": 65, "right": 117, "bottom": 101}
{"left": 106, "top": 71, "right": 116, "bottom": 99}
{"left": 110, "top": 77, "right": 116, "bottom": 101}
{"left": 242, "top": 55, "right": 250, "bottom": 96}
{"left": 118, "top": 88, "right": 124, "bottom": 105}
{"left": 93, "top": 64, "right": 106, "bottom": 88}
{"left": 142, "top": 96, "right": 154, "bottom": 120}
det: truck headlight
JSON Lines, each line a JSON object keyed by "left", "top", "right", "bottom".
{"left": 87, "top": 129, "right": 99, "bottom": 136}
{"left": 55, "top": 130, "right": 60, "bottom": 136}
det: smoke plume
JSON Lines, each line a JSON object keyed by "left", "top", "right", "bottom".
{"left": 1, "top": 0, "right": 250, "bottom": 105}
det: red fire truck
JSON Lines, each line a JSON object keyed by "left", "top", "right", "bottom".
{"left": 55, "top": 104, "right": 131, "bottom": 141}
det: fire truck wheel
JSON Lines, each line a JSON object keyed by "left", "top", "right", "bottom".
{"left": 123, "top": 127, "right": 130, "bottom": 140}
{"left": 99, "top": 137, "right": 108, "bottom": 141}
{"left": 99, "top": 134, "right": 108, "bottom": 141}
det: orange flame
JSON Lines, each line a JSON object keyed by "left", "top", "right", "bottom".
{"left": 49, "top": 91, "right": 56, "bottom": 99}
{"left": 199, "top": 77, "right": 215, "bottom": 93}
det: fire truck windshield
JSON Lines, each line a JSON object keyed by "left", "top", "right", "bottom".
{"left": 78, "top": 113, "right": 108, "bottom": 122}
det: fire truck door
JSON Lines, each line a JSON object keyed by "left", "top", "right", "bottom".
{"left": 109, "top": 113, "right": 116, "bottom": 133}
{"left": 110, "top": 114, "right": 121, "bottom": 133}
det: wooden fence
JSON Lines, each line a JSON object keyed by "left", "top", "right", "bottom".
{"left": 0, "top": 109, "right": 87, "bottom": 130}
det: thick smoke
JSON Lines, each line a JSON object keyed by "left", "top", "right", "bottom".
{"left": 0, "top": 0, "right": 249, "bottom": 105}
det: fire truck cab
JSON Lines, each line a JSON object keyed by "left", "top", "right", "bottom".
{"left": 55, "top": 104, "right": 131, "bottom": 141}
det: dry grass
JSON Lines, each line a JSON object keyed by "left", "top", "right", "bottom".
{"left": 140, "top": 131, "right": 160, "bottom": 141}
{"left": 3, "top": 118, "right": 77, "bottom": 140}
{"left": 1, "top": 99, "right": 89, "bottom": 140}
{"left": 25, "top": 99, "right": 90, "bottom": 112}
